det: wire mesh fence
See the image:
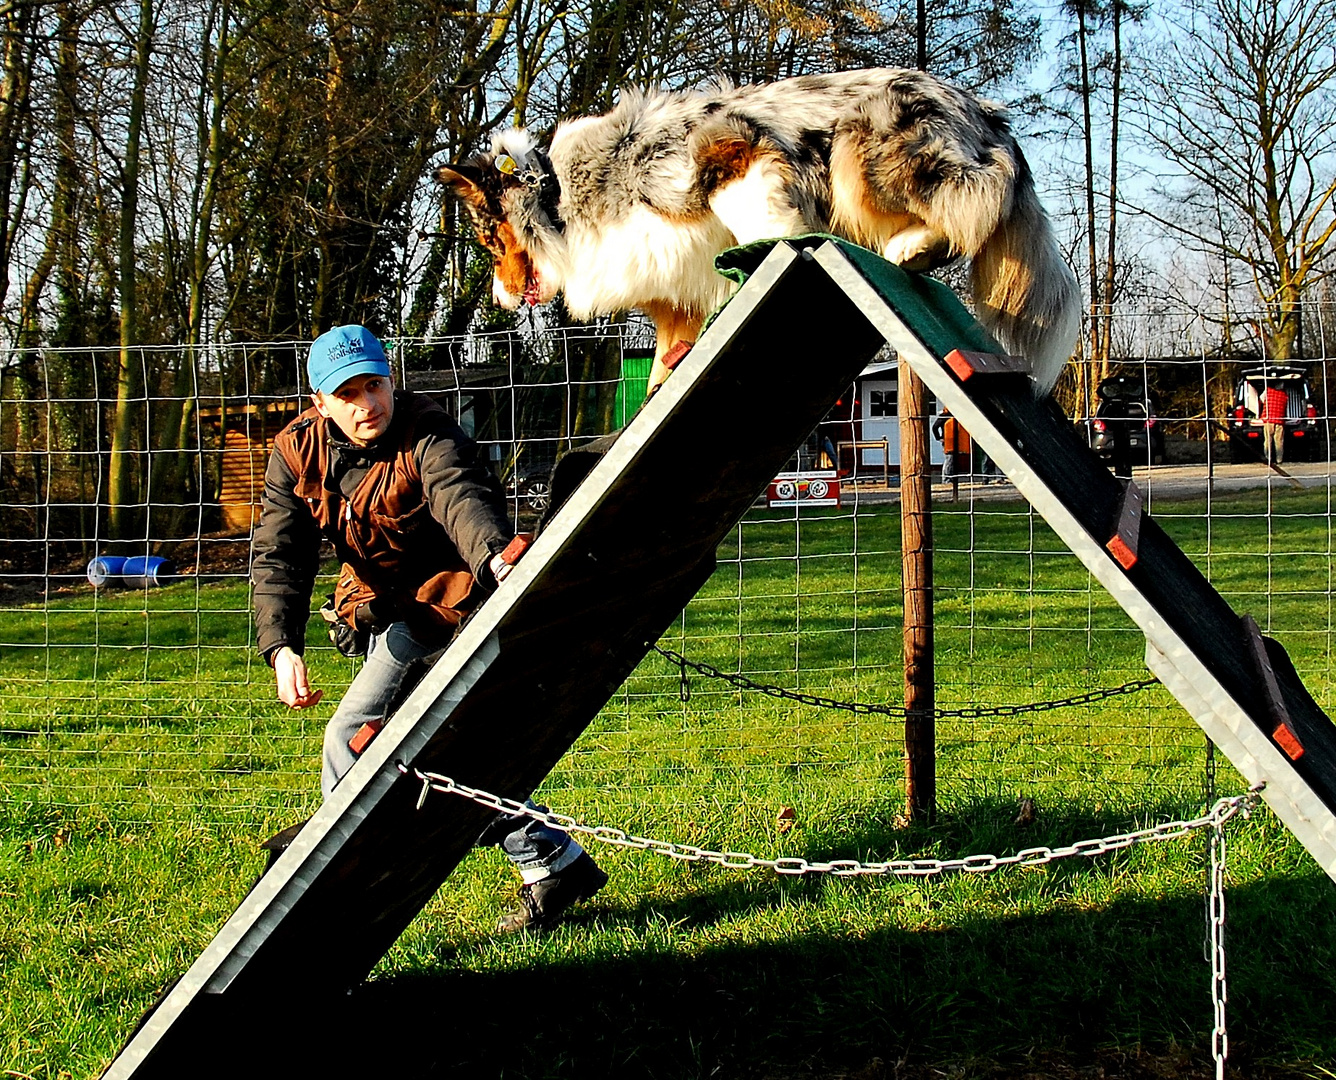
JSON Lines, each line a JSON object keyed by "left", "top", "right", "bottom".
{"left": 2, "top": 312, "right": 1333, "bottom": 830}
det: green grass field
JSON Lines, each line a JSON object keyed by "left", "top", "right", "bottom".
{"left": 3, "top": 488, "right": 1335, "bottom": 1078}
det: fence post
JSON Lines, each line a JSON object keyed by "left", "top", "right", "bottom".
{"left": 899, "top": 360, "right": 936, "bottom": 822}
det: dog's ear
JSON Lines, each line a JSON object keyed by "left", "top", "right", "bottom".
{"left": 434, "top": 163, "right": 488, "bottom": 201}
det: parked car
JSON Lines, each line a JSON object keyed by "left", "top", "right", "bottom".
{"left": 1225, "top": 364, "right": 1321, "bottom": 463}
{"left": 1083, "top": 374, "right": 1165, "bottom": 466}
{"left": 505, "top": 459, "right": 554, "bottom": 511}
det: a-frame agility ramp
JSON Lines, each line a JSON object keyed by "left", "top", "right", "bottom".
{"left": 105, "top": 239, "right": 1336, "bottom": 1077}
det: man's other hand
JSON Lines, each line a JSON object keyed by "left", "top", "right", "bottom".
{"left": 274, "top": 646, "right": 323, "bottom": 708}
{"left": 491, "top": 534, "right": 533, "bottom": 586}
{"left": 490, "top": 551, "right": 514, "bottom": 584}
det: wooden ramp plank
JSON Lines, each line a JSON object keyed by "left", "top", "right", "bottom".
{"left": 104, "top": 242, "right": 888, "bottom": 1078}
{"left": 811, "top": 238, "right": 1336, "bottom": 882}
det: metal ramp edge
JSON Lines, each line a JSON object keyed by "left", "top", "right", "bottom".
{"left": 102, "top": 241, "right": 891, "bottom": 1078}
{"left": 808, "top": 239, "right": 1336, "bottom": 883}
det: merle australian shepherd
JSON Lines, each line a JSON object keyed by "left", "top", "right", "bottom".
{"left": 437, "top": 69, "right": 1081, "bottom": 395}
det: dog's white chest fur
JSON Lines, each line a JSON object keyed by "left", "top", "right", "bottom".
{"left": 558, "top": 207, "right": 737, "bottom": 320}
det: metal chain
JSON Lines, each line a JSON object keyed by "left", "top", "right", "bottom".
{"left": 400, "top": 765, "right": 1262, "bottom": 1075}
{"left": 651, "top": 645, "right": 1159, "bottom": 720}
{"left": 1203, "top": 736, "right": 1218, "bottom": 996}
{"left": 1209, "top": 802, "right": 1231, "bottom": 1080}
{"left": 400, "top": 763, "right": 1262, "bottom": 883}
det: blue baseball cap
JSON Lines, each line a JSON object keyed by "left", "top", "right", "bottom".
{"left": 307, "top": 325, "right": 391, "bottom": 394}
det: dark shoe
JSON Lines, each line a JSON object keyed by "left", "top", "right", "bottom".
{"left": 496, "top": 852, "right": 608, "bottom": 933}
{"left": 241, "top": 818, "right": 310, "bottom": 900}
{"left": 259, "top": 819, "right": 309, "bottom": 873}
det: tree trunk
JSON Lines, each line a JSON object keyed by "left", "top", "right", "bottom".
{"left": 1, "top": 2, "right": 41, "bottom": 485}
{"left": 109, "top": 0, "right": 155, "bottom": 539}
{"left": 916, "top": 0, "right": 928, "bottom": 70}
{"left": 313, "top": 18, "right": 345, "bottom": 335}
{"left": 157, "top": 0, "right": 235, "bottom": 521}
{"left": 1100, "top": 0, "right": 1122, "bottom": 365}
{"left": 1076, "top": 3, "right": 1101, "bottom": 372}
{"left": 0, "top": 0, "right": 38, "bottom": 314}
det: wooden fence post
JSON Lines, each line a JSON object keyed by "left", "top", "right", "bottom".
{"left": 899, "top": 360, "right": 936, "bottom": 822}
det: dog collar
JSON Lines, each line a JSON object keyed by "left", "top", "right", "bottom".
{"left": 533, "top": 149, "right": 564, "bottom": 233}
{"left": 493, "top": 148, "right": 564, "bottom": 233}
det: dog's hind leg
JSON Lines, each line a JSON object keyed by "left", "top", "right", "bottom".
{"left": 830, "top": 136, "right": 953, "bottom": 267}
{"left": 882, "top": 223, "right": 955, "bottom": 272}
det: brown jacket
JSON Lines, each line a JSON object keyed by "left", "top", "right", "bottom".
{"left": 251, "top": 391, "right": 512, "bottom": 660}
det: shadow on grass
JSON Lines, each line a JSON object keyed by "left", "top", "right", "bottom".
{"left": 313, "top": 796, "right": 1335, "bottom": 1079}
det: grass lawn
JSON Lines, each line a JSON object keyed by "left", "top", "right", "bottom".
{"left": 2, "top": 487, "right": 1334, "bottom": 1078}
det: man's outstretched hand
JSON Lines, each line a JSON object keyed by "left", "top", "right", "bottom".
{"left": 274, "top": 646, "right": 323, "bottom": 709}
{"left": 490, "top": 533, "right": 533, "bottom": 586}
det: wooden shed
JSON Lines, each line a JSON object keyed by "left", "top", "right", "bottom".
{"left": 198, "top": 399, "right": 302, "bottom": 534}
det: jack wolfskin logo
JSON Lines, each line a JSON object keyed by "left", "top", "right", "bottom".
{"left": 324, "top": 339, "right": 367, "bottom": 363}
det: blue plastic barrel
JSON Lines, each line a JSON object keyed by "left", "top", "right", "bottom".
{"left": 123, "top": 556, "right": 173, "bottom": 588}
{"left": 87, "top": 555, "right": 174, "bottom": 588}
{"left": 87, "top": 556, "right": 127, "bottom": 587}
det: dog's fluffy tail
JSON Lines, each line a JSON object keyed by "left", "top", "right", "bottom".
{"left": 970, "top": 165, "right": 1080, "bottom": 394}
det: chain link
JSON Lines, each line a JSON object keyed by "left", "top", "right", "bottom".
{"left": 651, "top": 645, "right": 1160, "bottom": 720}
{"left": 399, "top": 765, "right": 1262, "bottom": 1076}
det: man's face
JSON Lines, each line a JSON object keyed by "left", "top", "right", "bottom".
{"left": 313, "top": 373, "right": 395, "bottom": 446}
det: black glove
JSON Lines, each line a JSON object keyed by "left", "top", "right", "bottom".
{"left": 319, "top": 597, "right": 369, "bottom": 658}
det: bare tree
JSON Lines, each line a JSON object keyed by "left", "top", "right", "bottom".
{"left": 1067, "top": 0, "right": 1103, "bottom": 376}
{"left": 1135, "top": 0, "right": 1336, "bottom": 360}
{"left": 0, "top": 0, "right": 46, "bottom": 495}
{"left": 1099, "top": 0, "right": 1128, "bottom": 368}
{"left": 1041, "top": 0, "right": 1146, "bottom": 426}
{"left": 0, "top": 0, "right": 41, "bottom": 329}
{"left": 107, "top": 0, "right": 157, "bottom": 537}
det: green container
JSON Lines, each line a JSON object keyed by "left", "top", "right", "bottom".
{"left": 615, "top": 350, "right": 655, "bottom": 427}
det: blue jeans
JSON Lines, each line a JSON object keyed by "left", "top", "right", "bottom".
{"left": 321, "top": 620, "right": 584, "bottom": 882}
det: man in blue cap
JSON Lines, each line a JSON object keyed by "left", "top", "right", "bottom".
{"left": 251, "top": 324, "right": 606, "bottom": 932}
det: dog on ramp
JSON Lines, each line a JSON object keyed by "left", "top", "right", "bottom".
{"left": 437, "top": 68, "right": 1080, "bottom": 395}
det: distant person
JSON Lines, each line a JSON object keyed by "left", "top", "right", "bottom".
{"left": 975, "top": 444, "right": 1001, "bottom": 484}
{"left": 1107, "top": 396, "right": 1133, "bottom": 480}
{"left": 820, "top": 433, "right": 839, "bottom": 470}
{"left": 933, "top": 408, "right": 970, "bottom": 484}
{"left": 1261, "top": 381, "right": 1287, "bottom": 465}
{"left": 250, "top": 324, "right": 606, "bottom": 933}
